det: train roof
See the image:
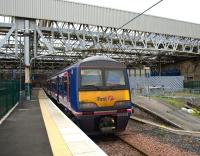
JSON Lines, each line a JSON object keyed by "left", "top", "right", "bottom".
{"left": 78, "top": 55, "right": 118, "bottom": 65}
{"left": 48, "top": 55, "right": 123, "bottom": 80}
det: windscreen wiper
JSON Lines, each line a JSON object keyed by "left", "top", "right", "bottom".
{"left": 108, "top": 85, "right": 126, "bottom": 90}
{"left": 82, "top": 85, "right": 100, "bottom": 90}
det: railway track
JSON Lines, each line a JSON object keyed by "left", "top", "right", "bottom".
{"left": 132, "top": 104, "right": 200, "bottom": 137}
{"left": 94, "top": 112, "right": 200, "bottom": 156}
{"left": 125, "top": 118, "right": 200, "bottom": 156}
{"left": 117, "top": 134, "right": 148, "bottom": 156}
{"left": 49, "top": 93, "right": 200, "bottom": 155}
{"left": 133, "top": 104, "right": 182, "bottom": 129}
{"left": 92, "top": 134, "right": 147, "bottom": 156}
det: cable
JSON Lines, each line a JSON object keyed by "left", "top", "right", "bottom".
{"left": 105, "top": 0, "right": 164, "bottom": 38}
{"left": 119, "top": 0, "right": 163, "bottom": 29}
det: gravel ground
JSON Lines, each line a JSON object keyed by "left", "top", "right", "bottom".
{"left": 127, "top": 120, "right": 200, "bottom": 156}
{"left": 91, "top": 135, "right": 145, "bottom": 156}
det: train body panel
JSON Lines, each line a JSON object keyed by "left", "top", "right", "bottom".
{"left": 69, "top": 67, "right": 79, "bottom": 111}
{"left": 78, "top": 89, "right": 130, "bottom": 108}
{"left": 45, "top": 56, "right": 132, "bottom": 134}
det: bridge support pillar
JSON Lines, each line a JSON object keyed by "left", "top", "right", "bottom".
{"left": 24, "top": 20, "right": 31, "bottom": 100}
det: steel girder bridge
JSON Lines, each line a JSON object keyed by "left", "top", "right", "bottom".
{"left": 0, "top": 0, "right": 200, "bottom": 100}
{"left": 1, "top": 17, "right": 200, "bottom": 72}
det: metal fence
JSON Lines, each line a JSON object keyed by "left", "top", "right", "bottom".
{"left": 129, "top": 76, "right": 184, "bottom": 96}
{"left": 184, "top": 80, "right": 200, "bottom": 89}
{"left": 184, "top": 80, "right": 200, "bottom": 94}
{"left": 0, "top": 80, "right": 19, "bottom": 119}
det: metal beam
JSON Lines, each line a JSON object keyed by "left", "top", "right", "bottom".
{"left": 0, "top": 25, "right": 15, "bottom": 49}
{"left": 1, "top": 18, "right": 200, "bottom": 70}
{"left": 35, "top": 26, "right": 55, "bottom": 57}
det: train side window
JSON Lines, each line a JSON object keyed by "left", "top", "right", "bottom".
{"left": 64, "top": 76, "right": 68, "bottom": 96}
{"left": 48, "top": 81, "right": 51, "bottom": 91}
{"left": 61, "top": 77, "right": 65, "bottom": 97}
{"left": 52, "top": 79, "right": 56, "bottom": 92}
{"left": 64, "top": 74, "right": 70, "bottom": 102}
{"left": 46, "top": 81, "right": 48, "bottom": 89}
{"left": 59, "top": 77, "right": 63, "bottom": 96}
{"left": 56, "top": 77, "right": 59, "bottom": 93}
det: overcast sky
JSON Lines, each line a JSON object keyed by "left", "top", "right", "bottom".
{"left": 67, "top": 0, "right": 200, "bottom": 24}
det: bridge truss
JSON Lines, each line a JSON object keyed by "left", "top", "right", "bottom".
{"left": 0, "top": 16, "right": 200, "bottom": 71}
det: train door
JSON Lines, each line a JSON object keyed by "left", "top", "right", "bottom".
{"left": 61, "top": 77, "right": 64, "bottom": 99}
{"left": 64, "top": 72, "right": 70, "bottom": 106}
{"left": 47, "top": 80, "right": 50, "bottom": 95}
{"left": 50, "top": 80, "right": 52, "bottom": 95}
{"left": 56, "top": 76, "right": 59, "bottom": 102}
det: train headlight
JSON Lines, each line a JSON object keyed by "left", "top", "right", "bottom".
{"left": 114, "top": 101, "right": 130, "bottom": 107}
{"left": 79, "top": 102, "right": 97, "bottom": 109}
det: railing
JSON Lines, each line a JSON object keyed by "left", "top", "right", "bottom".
{"left": 184, "top": 80, "right": 200, "bottom": 94}
{"left": 184, "top": 80, "right": 200, "bottom": 89}
{"left": 129, "top": 76, "right": 184, "bottom": 96}
{"left": 0, "top": 80, "right": 19, "bottom": 119}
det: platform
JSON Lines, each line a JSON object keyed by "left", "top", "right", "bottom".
{"left": 0, "top": 88, "right": 107, "bottom": 156}
{"left": 133, "top": 96, "right": 200, "bottom": 131}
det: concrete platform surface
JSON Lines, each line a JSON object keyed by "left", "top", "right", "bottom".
{"left": 39, "top": 89, "right": 107, "bottom": 156}
{"left": 133, "top": 96, "right": 200, "bottom": 131}
{"left": 0, "top": 88, "right": 107, "bottom": 156}
{"left": 0, "top": 89, "right": 53, "bottom": 156}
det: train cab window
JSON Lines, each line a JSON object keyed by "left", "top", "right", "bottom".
{"left": 105, "top": 70, "right": 126, "bottom": 86}
{"left": 81, "top": 69, "right": 103, "bottom": 86}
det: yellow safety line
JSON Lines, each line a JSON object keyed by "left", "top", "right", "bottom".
{"left": 39, "top": 98, "right": 72, "bottom": 156}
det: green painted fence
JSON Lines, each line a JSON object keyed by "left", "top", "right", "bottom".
{"left": 0, "top": 80, "right": 19, "bottom": 119}
{"left": 184, "top": 80, "right": 200, "bottom": 89}
{"left": 184, "top": 80, "right": 200, "bottom": 93}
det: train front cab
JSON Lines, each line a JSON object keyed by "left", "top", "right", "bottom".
{"left": 76, "top": 58, "right": 132, "bottom": 134}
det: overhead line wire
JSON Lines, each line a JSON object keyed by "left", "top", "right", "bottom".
{"left": 119, "top": 0, "right": 164, "bottom": 30}
{"left": 105, "top": 0, "right": 164, "bottom": 38}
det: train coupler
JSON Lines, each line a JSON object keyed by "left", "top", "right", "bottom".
{"left": 99, "top": 116, "right": 116, "bottom": 133}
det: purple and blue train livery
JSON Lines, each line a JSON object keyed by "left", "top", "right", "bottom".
{"left": 45, "top": 56, "right": 132, "bottom": 134}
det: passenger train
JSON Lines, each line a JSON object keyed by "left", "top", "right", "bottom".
{"left": 45, "top": 56, "right": 132, "bottom": 134}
